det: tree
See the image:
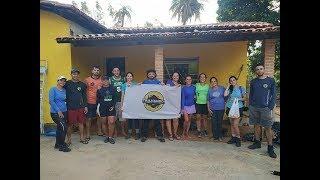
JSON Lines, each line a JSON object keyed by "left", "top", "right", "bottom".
{"left": 112, "top": 5, "right": 133, "bottom": 27}
{"left": 80, "top": 1, "right": 91, "bottom": 17}
{"left": 94, "top": 1, "right": 105, "bottom": 25}
{"left": 144, "top": 21, "right": 154, "bottom": 28}
{"left": 72, "top": 1, "right": 78, "bottom": 8}
{"left": 217, "top": 0, "right": 280, "bottom": 91}
{"left": 169, "top": 0, "right": 204, "bottom": 25}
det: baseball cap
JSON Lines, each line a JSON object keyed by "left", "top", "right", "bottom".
{"left": 71, "top": 68, "right": 80, "bottom": 74}
{"left": 57, "top": 75, "right": 67, "bottom": 81}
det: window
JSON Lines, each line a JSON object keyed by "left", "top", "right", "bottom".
{"left": 163, "top": 57, "right": 199, "bottom": 84}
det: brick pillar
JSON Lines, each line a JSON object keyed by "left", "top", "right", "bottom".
{"left": 155, "top": 46, "right": 164, "bottom": 82}
{"left": 263, "top": 39, "right": 276, "bottom": 77}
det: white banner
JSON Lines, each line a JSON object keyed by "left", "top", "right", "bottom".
{"left": 122, "top": 84, "right": 181, "bottom": 119}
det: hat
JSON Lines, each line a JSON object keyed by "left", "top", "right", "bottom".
{"left": 57, "top": 75, "right": 67, "bottom": 81}
{"left": 71, "top": 68, "right": 80, "bottom": 74}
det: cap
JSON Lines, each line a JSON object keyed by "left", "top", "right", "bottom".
{"left": 57, "top": 75, "right": 67, "bottom": 81}
{"left": 71, "top": 68, "right": 80, "bottom": 74}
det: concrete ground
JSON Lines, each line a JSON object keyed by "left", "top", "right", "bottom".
{"left": 40, "top": 134, "right": 280, "bottom": 180}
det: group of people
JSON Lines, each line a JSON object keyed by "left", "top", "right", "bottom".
{"left": 49, "top": 64, "right": 277, "bottom": 158}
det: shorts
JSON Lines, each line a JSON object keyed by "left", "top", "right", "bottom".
{"left": 115, "top": 102, "right": 125, "bottom": 121}
{"left": 183, "top": 105, "right": 196, "bottom": 115}
{"left": 67, "top": 108, "right": 86, "bottom": 125}
{"left": 86, "top": 103, "right": 98, "bottom": 119}
{"left": 249, "top": 105, "right": 274, "bottom": 128}
{"left": 99, "top": 105, "right": 116, "bottom": 117}
{"left": 226, "top": 107, "right": 244, "bottom": 118}
{"left": 196, "top": 104, "right": 208, "bottom": 115}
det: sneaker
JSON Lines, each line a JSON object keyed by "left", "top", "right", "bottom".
{"left": 141, "top": 137, "right": 147, "bottom": 142}
{"left": 59, "top": 146, "right": 71, "bottom": 152}
{"left": 54, "top": 144, "right": 60, "bottom": 149}
{"left": 109, "top": 137, "right": 115, "bottom": 144}
{"left": 104, "top": 137, "right": 109, "bottom": 143}
{"left": 235, "top": 137, "right": 241, "bottom": 147}
{"left": 218, "top": 138, "right": 223, "bottom": 142}
{"left": 135, "top": 133, "right": 140, "bottom": 140}
{"left": 227, "top": 137, "right": 236, "bottom": 144}
{"left": 203, "top": 130, "right": 208, "bottom": 137}
{"left": 213, "top": 137, "right": 219, "bottom": 141}
{"left": 268, "top": 145, "right": 277, "bottom": 158}
{"left": 197, "top": 131, "right": 202, "bottom": 138}
{"left": 125, "top": 133, "right": 131, "bottom": 139}
{"left": 248, "top": 140, "right": 261, "bottom": 149}
{"left": 158, "top": 137, "right": 165, "bottom": 142}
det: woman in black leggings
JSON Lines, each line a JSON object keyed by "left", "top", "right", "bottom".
{"left": 48, "top": 76, "right": 71, "bottom": 152}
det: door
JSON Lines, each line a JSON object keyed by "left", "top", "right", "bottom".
{"left": 106, "top": 57, "right": 125, "bottom": 77}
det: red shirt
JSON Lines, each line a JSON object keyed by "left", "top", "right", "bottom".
{"left": 84, "top": 76, "right": 102, "bottom": 104}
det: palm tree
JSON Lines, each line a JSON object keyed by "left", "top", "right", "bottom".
{"left": 112, "top": 5, "right": 133, "bottom": 27}
{"left": 170, "top": 0, "right": 204, "bottom": 25}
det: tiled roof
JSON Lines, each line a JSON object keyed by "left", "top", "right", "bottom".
{"left": 40, "top": 1, "right": 108, "bottom": 33}
{"left": 56, "top": 22, "right": 279, "bottom": 45}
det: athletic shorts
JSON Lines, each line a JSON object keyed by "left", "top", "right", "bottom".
{"left": 196, "top": 104, "right": 208, "bottom": 115}
{"left": 225, "top": 107, "right": 244, "bottom": 118}
{"left": 99, "top": 105, "right": 116, "bottom": 117}
{"left": 183, "top": 105, "right": 196, "bottom": 115}
{"left": 249, "top": 105, "right": 274, "bottom": 128}
{"left": 86, "top": 103, "right": 97, "bottom": 119}
{"left": 67, "top": 108, "right": 86, "bottom": 125}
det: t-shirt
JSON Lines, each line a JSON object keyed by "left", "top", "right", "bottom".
{"left": 121, "top": 81, "right": 137, "bottom": 94}
{"left": 181, "top": 85, "right": 196, "bottom": 107}
{"left": 49, "top": 87, "right": 67, "bottom": 113}
{"left": 64, "top": 80, "right": 87, "bottom": 110}
{"left": 84, "top": 76, "right": 103, "bottom": 104}
{"left": 97, "top": 86, "right": 116, "bottom": 108}
{"left": 195, "top": 83, "right": 209, "bottom": 104}
{"left": 109, "top": 76, "right": 125, "bottom": 102}
{"left": 166, "top": 79, "right": 176, "bottom": 86}
{"left": 208, "top": 86, "right": 226, "bottom": 111}
{"left": 226, "top": 86, "right": 246, "bottom": 108}
{"left": 249, "top": 77, "right": 276, "bottom": 109}
{"left": 142, "top": 79, "right": 161, "bottom": 84}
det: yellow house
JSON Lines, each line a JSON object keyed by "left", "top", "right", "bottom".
{"left": 40, "top": 1, "right": 280, "bottom": 127}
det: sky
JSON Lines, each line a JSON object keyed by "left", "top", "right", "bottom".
{"left": 54, "top": 0, "right": 218, "bottom": 27}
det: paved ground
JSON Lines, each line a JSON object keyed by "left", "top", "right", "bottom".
{"left": 40, "top": 134, "right": 280, "bottom": 180}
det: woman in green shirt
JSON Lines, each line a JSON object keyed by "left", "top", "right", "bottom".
{"left": 195, "top": 73, "right": 210, "bottom": 138}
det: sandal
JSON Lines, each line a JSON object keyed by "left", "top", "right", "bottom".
{"left": 97, "top": 133, "right": 104, "bottom": 136}
{"left": 80, "top": 140, "right": 89, "bottom": 144}
{"left": 86, "top": 137, "right": 91, "bottom": 141}
{"left": 174, "top": 134, "right": 181, "bottom": 140}
{"left": 168, "top": 135, "right": 174, "bottom": 141}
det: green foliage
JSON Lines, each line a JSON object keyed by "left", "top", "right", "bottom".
{"left": 170, "top": 0, "right": 204, "bottom": 25}
{"left": 80, "top": 1, "right": 91, "bottom": 16}
{"left": 112, "top": 5, "right": 133, "bottom": 27}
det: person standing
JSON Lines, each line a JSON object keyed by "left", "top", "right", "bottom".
{"left": 48, "top": 76, "right": 71, "bottom": 152}
{"left": 247, "top": 64, "right": 277, "bottom": 158}
{"left": 140, "top": 69, "right": 165, "bottom": 143}
{"left": 207, "top": 77, "right": 226, "bottom": 142}
{"left": 97, "top": 76, "right": 117, "bottom": 144}
{"left": 195, "top": 73, "right": 210, "bottom": 138}
{"left": 64, "top": 68, "right": 88, "bottom": 145}
{"left": 84, "top": 66, "right": 103, "bottom": 140}
{"left": 181, "top": 75, "right": 196, "bottom": 140}
{"left": 109, "top": 67, "right": 126, "bottom": 137}
{"left": 224, "top": 76, "right": 246, "bottom": 147}
{"left": 165, "top": 72, "right": 182, "bottom": 141}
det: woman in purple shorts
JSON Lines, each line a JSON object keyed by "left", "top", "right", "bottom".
{"left": 181, "top": 75, "right": 196, "bottom": 140}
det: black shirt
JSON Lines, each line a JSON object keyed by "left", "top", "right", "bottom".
{"left": 97, "top": 86, "right": 116, "bottom": 108}
{"left": 64, "top": 80, "right": 87, "bottom": 110}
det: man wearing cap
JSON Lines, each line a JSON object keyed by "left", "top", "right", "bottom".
{"left": 84, "top": 66, "right": 103, "bottom": 140}
{"left": 64, "top": 68, "right": 88, "bottom": 145}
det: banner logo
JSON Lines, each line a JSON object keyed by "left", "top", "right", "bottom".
{"left": 142, "top": 91, "right": 165, "bottom": 112}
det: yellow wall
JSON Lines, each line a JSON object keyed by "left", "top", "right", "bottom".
{"left": 40, "top": 10, "right": 72, "bottom": 123}
{"left": 71, "top": 42, "right": 248, "bottom": 87}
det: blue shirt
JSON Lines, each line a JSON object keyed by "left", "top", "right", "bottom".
{"left": 49, "top": 87, "right": 67, "bottom": 113}
{"left": 142, "top": 78, "right": 161, "bottom": 84}
{"left": 208, "top": 86, "right": 226, "bottom": 110}
{"left": 121, "top": 81, "right": 137, "bottom": 94}
{"left": 181, "top": 85, "right": 196, "bottom": 107}
{"left": 226, "top": 86, "right": 246, "bottom": 108}
{"left": 249, "top": 77, "right": 276, "bottom": 109}
{"left": 166, "top": 79, "right": 175, "bottom": 86}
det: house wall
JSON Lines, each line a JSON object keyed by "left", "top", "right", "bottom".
{"left": 40, "top": 10, "right": 72, "bottom": 123}
{"left": 71, "top": 41, "right": 248, "bottom": 88}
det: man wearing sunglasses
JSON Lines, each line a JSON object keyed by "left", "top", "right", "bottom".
{"left": 247, "top": 64, "right": 277, "bottom": 158}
